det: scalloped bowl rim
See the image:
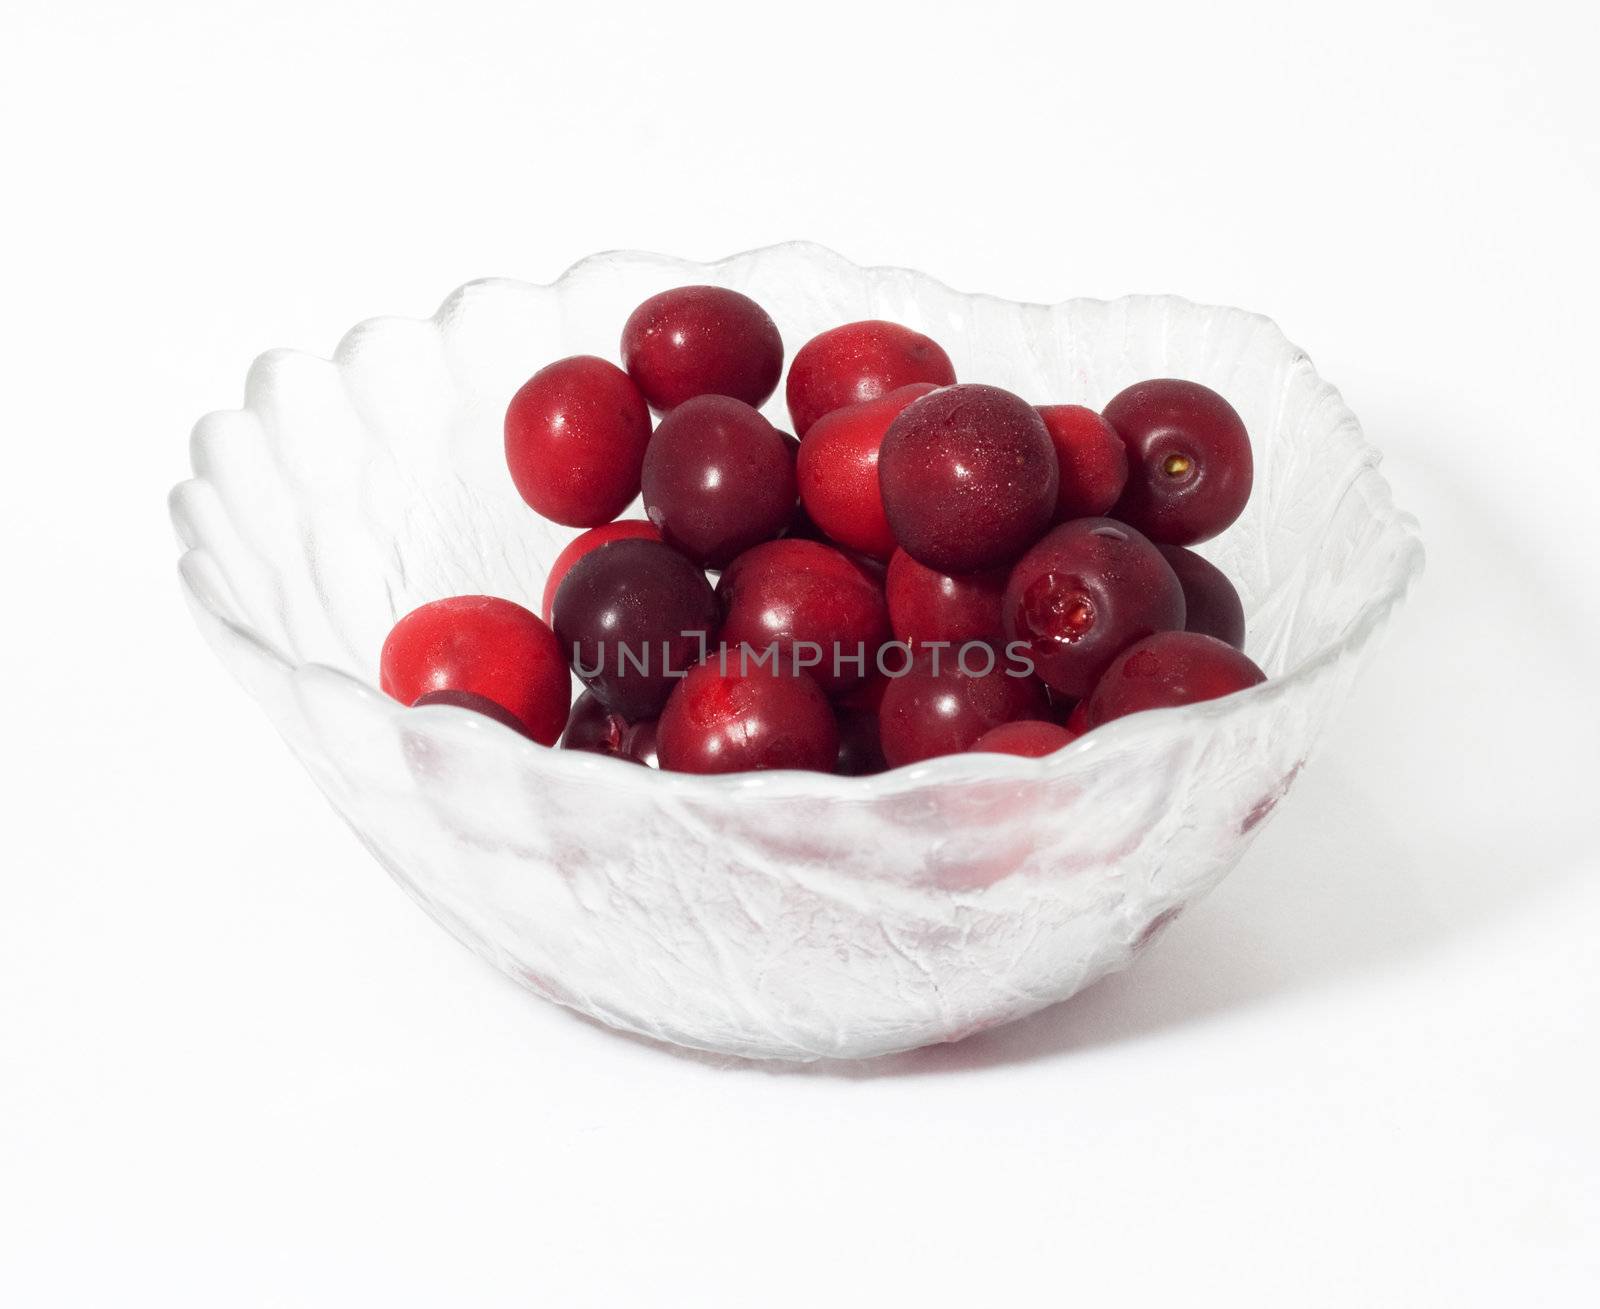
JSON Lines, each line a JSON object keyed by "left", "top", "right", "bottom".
{"left": 170, "top": 240, "right": 1425, "bottom": 800}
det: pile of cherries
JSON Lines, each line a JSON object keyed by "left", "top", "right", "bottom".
{"left": 380, "top": 285, "right": 1267, "bottom": 775}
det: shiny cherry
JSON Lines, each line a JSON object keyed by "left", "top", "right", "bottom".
{"left": 621, "top": 285, "right": 783, "bottom": 413}
{"left": 785, "top": 320, "right": 956, "bottom": 436}
{"left": 879, "top": 384, "right": 1058, "bottom": 573}
{"left": 1156, "top": 544, "right": 1246, "bottom": 650}
{"left": 412, "top": 688, "right": 535, "bottom": 738}
{"left": 877, "top": 648, "right": 1047, "bottom": 766}
{"left": 381, "top": 595, "right": 570, "bottom": 745}
{"left": 560, "top": 689, "right": 658, "bottom": 764}
{"left": 1037, "top": 404, "right": 1129, "bottom": 519}
{"left": 551, "top": 538, "right": 718, "bottom": 720}
{"left": 504, "top": 355, "right": 652, "bottom": 527}
{"left": 1104, "top": 379, "right": 1252, "bottom": 545}
{"left": 884, "top": 548, "right": 1006, "bottom": 648}
{"left": 1003, "top": 518, "right": 1185, "bottom": 699}
{"left": 656, "top": 659, "right": 839, "bottom": 774}
{"left": 541, "top": 519, "right": 661, "bottom": 622}
{"left": 716, "top": 538, "right": 890, "bottom": 695}
{"left": 796, "top": 382, "right": 939, "bottom": 560}
{"left": 1084, "top": 631, "right": 1266, "bottom": 727}
{"left": 641, "top": 394, "right": 796, "bottom": 567}
{"left": 968, "top": 720, "right": 1078, "bottom": 758}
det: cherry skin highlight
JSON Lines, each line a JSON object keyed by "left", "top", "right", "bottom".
{"left": 1104, "top": 379, "right": 1253, "bottom": 545}
{"left": 1002, "top": 518, "right": 1186, "bottom": 699}
{"left": 560, "top": 689, "right": 658, "bottom": 764}
{"left": 877, "top": 648, "right": 1048, "bottom": 767}
{"left": 885, "top": 548, "right": 1006, "bottom": 648}
{"left": 879, "top": 384, "right": 1059, "bottom": 573}
{"left": 716, "top": 538, "right": 890, "bottom": 695}
{"left": 1037, "top": 404, "right": 1129, "bottom": 519}
{"left": 381, "top": 595, "right": 571, "bottom": 746}
{"left": 1084, "top": 631, "right": 1266, "bottom": 727}
{"left": 551, "top": 538, "right": 718, "bottom": 721}
{"left": 1156, "top": 543, "right": 1247, "bottom": 650}
{"left": 968, "top": 720, "right": 1078, "bottom": 758}
{"left": 796, "top": 382, "right": 939, "bottom": 560}
{"left": 621, "top": 285, "right": 783, "bottom": 413}
{"left": 656, "top": 659, "right": 839, "bottom": 774}
{"left": 504, "top": 355, "right": 653, "bottom": 527}
{"left": 411, "top": 688, "right": 535, "bottom": 739}
{"left": 785, "top": 320, "right": 956, "bottom": 436}
{"left": 641, "top": 394, "right": 797, "bottom": 568}
{"left": 541, "top": 519, "right": 661, "bottom": 623}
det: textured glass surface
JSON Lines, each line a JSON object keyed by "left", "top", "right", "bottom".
{"left": 169, "top": 243, "right": 1423, "bottom": 1060}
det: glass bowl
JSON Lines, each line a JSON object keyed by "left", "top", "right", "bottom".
{"left": 169, "top": 242, "right": 1423, "bottom": 1061}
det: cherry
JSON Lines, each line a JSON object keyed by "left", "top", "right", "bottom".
{"left": 877, "top": 648, "right": 1047, "bottom": 766}
{"left": 1002, "top": 518, "right": 1185, "bottom": 699}
{"left": 785, "top": 320, "right": 956, "bottom": 436}
{"left": 1084, "top": 631, "right": 1266, "bottom": 727}
{"left": 879, "top": 384, "right": 1058, "bottom": 573}
{"left": 968, "top": 720, "right": 1078, "bottom": 758}
{"left": 884, "top": 548, "right": 1006, "bottom": 648}
{"left": 1064, "top": 697, "right": 1091, "bottom": 737}
{"left": 1037, "top": 404, "right": 1129, "bottom": 519}
{"left": 551, "top": 537, "right": 718, "bottom": 720}
{"left": 641, "top": 394, "right": 797, "bottom": 567}
{"left": 621, "top": 285, "right": 783, "bottom": 413}
{"left": 834, "top": 707, "right": 887, "bottom": 775}
{"left": 560, "top": 689, "right": 658, "bottom": 764}
{"left": 796, "top": 382, "right": 939, "bottom": 560}
{"left": 504, "top": 355, "right": 653, "bottom": 527}
{"left": 412, "top": 688, "right": 535, "bottom": 738}
{"left": 716, "top": 538, "right": 890, "bottom": 695}
{"left": 540, "top": 519, "right": 661, "bottom": 622}
{"left": 656, "top": 659, "right": 839, "bottom": 774}
{"left": 1156, "top": 543, "right": 1247, "bottom": 650}
{"left": 1104, "top": 379, "right": 1252, "bottom": 545}
{"left": 380, "top": 595, "right": 570, "bottom": 745}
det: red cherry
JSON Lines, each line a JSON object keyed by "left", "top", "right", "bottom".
{"left": 1037, "top": 404, "right": 1129, "bottom": 519}
{"left": 796, "top": 383, "right": 939, "bottom": 560}
{"left": 1084, "top": 631, "right": 1266, "bottom": 727}
{"left": 621, "top": 285, "right": 783, "bottom": 413}
{"left": 1156, "top": 544, "right": 1247, "bottom": 650}
{"left": 504, "top": 356, "right": 652, "bottom": 527}
{"left": 1002, "top": 518, "right": 1185, "bottom": 699}
{"left": 541, "top": 519, "right": 661, "bottom": 622}
{"left": 785, "top": 320, "right": 956, "bottom": 436}
{"left": 641, "top": 394, "right": 797, "bottom": 567}
{"left": 656, "top": 659, "right": 839, "bottom": 774}
{"left": 884, "top": 548, "right": 1006, "bottom": 648}
{"left": 412, "top": 688, "right": 535, "bottom": 738}
{"left": 968, "top": 720, "right": 1078, "bottom": 758}
{"left": 716, "top": 538, "right": 890, "bottom": 695}
{"left": 560, "top": 689, "right": 657, "bottom": 764}
{"left": 381, "top": 595, "right": 570, "bottom": 746}
{"left": 877, "top": 649, "right": 1047, "bottom": 767}
{"left": 1104, "top": 379, "right": 1253, "bottom": 545}
{"left": 879, "top": 384, "right": 1058, "bottom": 573}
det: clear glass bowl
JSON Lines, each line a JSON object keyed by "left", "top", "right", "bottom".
{"left": 169, "top": 242, "right": 1423, "bottom": 1061}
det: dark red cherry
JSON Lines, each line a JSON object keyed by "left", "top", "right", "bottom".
{"left": 381, "top": 595, "right": 571, "bottom": 745}
{"left": 656, "top": 659, "right": 839, "bottom": 774}
{"left": 552, "top": 538, "right": 718, "bottom": 720}
{"left": 560, "top": 689, "right": 658, "bottom": 764}
{"left": 1084, "top": 631, "right": 1266, "bottom": 727}
{"left": 1003, "top": 518, "right": 1186, "bottom": 699}
{"left": 785, "top": 320, "right": 956, "bottom": 436}
{"left": 412, "top": 688, "right": 535, "bottom": 738}
{"left": 1156, "top": 544, "right": 1247, "bottom": 650}
{"left": 884, "top": 548, "right": 1006, "bottom": 648}
{"left": 641, "top": 394, "right": 797, "bottom": 567}
{"left": 504, "top": 356, "right": 652, "bottom": 527}
{"left": 833, "top": 707, "right": 887, "bottom": 776}
{"left": 968, "top": 720, "right": 1078, "bottom": 758}
{"left": 1104, "top": 379, "right": 1252, "bottom": 545}
{"left": 877, "top": 648, "right": 1047, "bottom": 767}
{"left": 879, "top": 384, "right": 1058, "bottom": 573}
{"left": 541, "top": 519, "right": 662, "bottom": 622}
{"left": 621, "top": 285, "right": 783, "bottom": 413}
{"left": 796, "top": 383, "right": 939, "bottom": 560}
{"left": 716, "top": 538, "right": 890, "bottom": 695}
{"left": 1037, "top": 404, "right": 1129, "bottom": 519}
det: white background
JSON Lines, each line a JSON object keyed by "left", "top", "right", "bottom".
{"left": 3, "top": 2, "right": 1598, "bottom": 1304}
